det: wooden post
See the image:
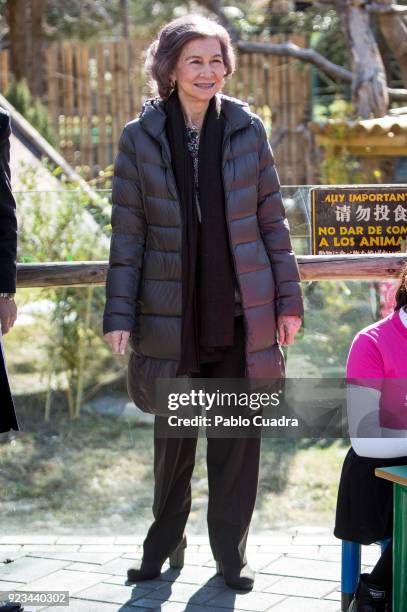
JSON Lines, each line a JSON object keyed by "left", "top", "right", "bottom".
{"left": 251, "top": 37, "right": 261, "bottom": 113}
{"left": 0, "top": 51, "right": 9, "bottom": 93}
{"left": 59, "top": 44, "right": 67, "bottom": 158}
{"left": 120, "top": 0, "right": 129, "bottom": 39}
{"left": 247, "top": 44, "right": 254, "bottom": 106}
{"left": 286, "top": 33, "right": 295, "bottom": 185}
{"left": 292, "top": 33, "right": 309, "bottom": 186}
{"left": 46, "top": 43, "right": 58, "bottom": 133}
{"left": 82, "top": 44, "right": 92, "bottom": 173}
{"left": 115, "top": 40, "right": 125, "bottom": 134}
{"left": 275, "top": 35, "right": 285, "bottom": 176}
{"left": 75, "top": 42, "right": 84, "bottom": 169}
{"left": 96, "top": 43, "right": 107, "bottom": 171}
{"left": 110, "top": 42, "right": 120, "bottom": 161}
{"left": 30, "top": 0, "right": 45, "bottom": 97}
{"left": 256, "top": 42, "right": 265, "bottom": 109}
{"left": 6, "top": 0, "right": 27, "bottom": 82}
{"left": 131, "top": 39, "right": 142, "bottom": 118}
{"left": 105, "top": 43, "right": 113, "bottom": 165}
{"left": 62, "top": 43, "right": 75, "bottom": 165}
{"left": 121, "top": 38, "right": 131, "bottom": 124}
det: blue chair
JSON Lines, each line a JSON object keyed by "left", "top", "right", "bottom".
{"left": 341, "top": 540, "right": 390, "bottom": 611}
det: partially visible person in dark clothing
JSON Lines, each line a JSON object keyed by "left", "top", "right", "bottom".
{"left": 0, "top": 107, "right": 22, "bottom": 610}
{"left": 0, "top": 107, "right": 19, "bottom": 433}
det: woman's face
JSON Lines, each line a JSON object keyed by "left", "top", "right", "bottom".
{"left": 170, "top": 36, "right": 227, "bottom": 103}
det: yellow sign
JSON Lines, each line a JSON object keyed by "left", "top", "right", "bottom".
{"left": 311, "top": 187, "right": 407, "bottom": 255}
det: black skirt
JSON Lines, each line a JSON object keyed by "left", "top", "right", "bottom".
{"left": 335, "top": 447, "right": 407, "bottom": 545}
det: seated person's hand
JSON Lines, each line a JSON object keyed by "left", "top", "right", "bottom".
{"left": 0, "top": 297, "right": 17, "bottom": 335}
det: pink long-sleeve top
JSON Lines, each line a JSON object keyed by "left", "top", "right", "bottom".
{"left": 346, "top": 308, "right": 407, "bottom": 429}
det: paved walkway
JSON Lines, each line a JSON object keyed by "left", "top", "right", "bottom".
{"left": 0, "top": 531, "right": 382, "bottom": 611}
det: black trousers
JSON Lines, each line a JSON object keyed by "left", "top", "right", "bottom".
{"left": 142, "top": 316, "right": 261, "bottom": 568}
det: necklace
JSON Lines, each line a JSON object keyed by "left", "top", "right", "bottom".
{"left": 183, "top": 113, "right": 202, "bottom": 132}
{"left": 186, "top": 122, "right": 201, "bottom": 133}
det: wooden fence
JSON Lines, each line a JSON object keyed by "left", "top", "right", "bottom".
{"left": 15, "top": 254, "right": 407, "bottom": 288}
{"left": 0, "top": 34, "right": 309, "bottom": 185}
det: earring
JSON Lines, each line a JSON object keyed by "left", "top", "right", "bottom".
{"left": 170, "top": 79, "right": 176, "bottom": 89}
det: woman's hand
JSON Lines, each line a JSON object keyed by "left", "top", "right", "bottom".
{"left": 277, "top": 315, "right": 302, "bottom": 346}
{"left": 104, "top": 330, "right": 130, "bottom": 355}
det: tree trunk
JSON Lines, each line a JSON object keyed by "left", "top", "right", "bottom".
{"left": 268, "top": 0, "right": 295, "bottom": 12}
{"left": 195, "top": 0, "right": 240, "bottom": 41}
{"left": 198, "top": 0, "right": 407, "bottom": 101}
{"left": 6, "top": 0, "right": 27, "bottom": 82}
{"left": 120, "top": 0, "right": 129, "bottom": 38}
{"left": 376, "top": 0, "right": 407, "bottom": 88}
{"left": 376, "top": 26, "right": 395, "bottom": 85}
{"left": 30, "top": 0, "right": 45, "bottom": 96}
{"left": 337, "top": 0, "right": 389, "bottom": 117}
{"left": 267, "top": 0, "right": 295, "bottom": 33}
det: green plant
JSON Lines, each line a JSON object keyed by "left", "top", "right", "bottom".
{"left": 297, "top": 280, "right": 376, "bottom": 374}
{"left": 16, "top": 161, "right": 117, "bottom": 420}
{"left": 5, "top": 79, "right": 57, "bottom": 146}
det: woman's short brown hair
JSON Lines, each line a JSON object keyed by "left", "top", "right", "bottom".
{"left": 144, "top": 13, "right": 236, "bottom": 100}
{"left": 395, "top": 262, "right": 407, "bottom": 310}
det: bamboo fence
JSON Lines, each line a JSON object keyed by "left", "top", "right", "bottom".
{"left": 0, "top": 35, "right": 310, "bottom": 184}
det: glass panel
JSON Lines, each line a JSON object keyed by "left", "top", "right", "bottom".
{"left": 1, "top": 186, "right": 399, "bottom": 534}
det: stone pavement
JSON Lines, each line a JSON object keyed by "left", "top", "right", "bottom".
{"left": 0, "top": 530, "right": 383, "bottom": 612}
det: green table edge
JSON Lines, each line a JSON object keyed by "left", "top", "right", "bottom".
{"left": 375, "top": 465, "right": 407, "bottom": 485}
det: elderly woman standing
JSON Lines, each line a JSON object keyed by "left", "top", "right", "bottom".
{"left": 103, "top": 14, "right": 303, "bottom": 591}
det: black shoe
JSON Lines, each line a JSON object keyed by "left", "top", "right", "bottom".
{"left": 216, "top": 560, "right": 254, "bottom": 591}
{"left": 348, "top": 574, "right": 390, "bottom": 611}
{"left": 127, "top": 535, "right": 187, "bottom": 582}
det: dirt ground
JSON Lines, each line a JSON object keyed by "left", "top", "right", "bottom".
{"left": 0, "top": 398, "right": 348, "bottom": 536}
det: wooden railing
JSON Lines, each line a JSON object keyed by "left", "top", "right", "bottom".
{"left": 16, "top": 254, "right": 407, "bottom": 288}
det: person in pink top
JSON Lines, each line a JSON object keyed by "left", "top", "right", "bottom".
{"left": 347, "top": 292, "right": 407, "bottom": 436}
{"left": 335, "top": 263, "right": 407, "bottom": 612}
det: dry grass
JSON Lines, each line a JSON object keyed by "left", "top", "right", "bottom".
{"left": 0, "top": 400, "right": 348, "bottom": 535}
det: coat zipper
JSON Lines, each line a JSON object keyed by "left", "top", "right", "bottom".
{"left": 221, "top": 127, "right": 250, "bottom": 379}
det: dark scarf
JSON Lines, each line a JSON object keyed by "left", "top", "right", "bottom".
{"left": 165, "top": 91, "right": 235, "bottom": 376}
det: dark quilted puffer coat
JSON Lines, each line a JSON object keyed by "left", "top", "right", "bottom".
{"left": 103, "top": 93, "right": 303, "bottom": 412}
